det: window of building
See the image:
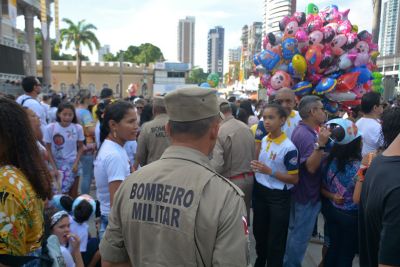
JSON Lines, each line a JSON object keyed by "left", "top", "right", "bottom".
{"left": 2, "top": 0, "right": 8, "bottom": 16}
{"left": 218, "top": 67, "right": 222, "bottom": 72}
{"left": 167, "top": 72, "right": 185, "bottom": 78}
{"left": 102, "top": 83, "right": 109, "bottom": 88}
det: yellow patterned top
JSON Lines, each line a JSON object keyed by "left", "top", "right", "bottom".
{"left": 0, "top": 165, "right": 44, "bottom": 256}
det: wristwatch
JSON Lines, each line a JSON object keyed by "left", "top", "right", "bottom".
{"left": 314, "top": 142, "right": 325, "bottom": 150}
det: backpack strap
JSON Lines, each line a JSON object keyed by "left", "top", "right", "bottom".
{"left": 21, "top": 97, "right": 34, "bottom": 106}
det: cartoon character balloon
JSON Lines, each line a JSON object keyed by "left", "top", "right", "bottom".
{"left": 270, "top": 70, "right": 293, "bottom": 90}
{"left": 207, "top": 73, "right": 219, "bottom": 88}
{"left": 282, "top": 38, "right": 299, "bottom": 60}
{"left": 306, "top": 3, "right": 319, "bottom": 15}
{"left": 258, "top": 50, "right": 281, "bottom": 71}
{"left": 292, "top": 54, "right": 307, "bottom": 79}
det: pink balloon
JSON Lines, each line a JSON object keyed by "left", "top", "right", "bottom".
{"left": 261, "top": 74, "right": 270, "bottom": 88}
{"left": 270, "top": 70, "right": 293, "bottom": 90}
{"left": 308, "top": 30, "right": 324, "bottom": 47}
{"left": 354, "top": 53, "right": 370, "bottom": 67}
{"left": 356, "top": 41, "right": 370, "bottom": 54}
{"left": 337, "top": 20, "right": 352, "bottom": 34}
{"left": 295, "top": 28, "right": 308, "bottom": 42}
{"left": 331, "top": 34, "right": 347, "bottom": 55}
{"left": 307, "top": 17, "right": 324, "bottom": 32}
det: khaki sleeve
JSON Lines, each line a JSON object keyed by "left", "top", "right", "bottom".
{"left": 99, "top": 188, "right": 129, "bottom": 263}
{"left": 212, "top": 191, "right": 249, "bottom": 267}
{"left": 210, "top": 136, "right": 225, "bottom": 174}
{"left": 136, "top": 126, "right": 148, "bottom": 166}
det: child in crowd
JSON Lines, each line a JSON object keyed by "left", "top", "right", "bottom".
{"left": 251, "top": 104, "right": 299, "bottom": 267}
{"left": 50, "top": 194, "right": 101, "bottom": 267}
{"left": 44, "top": 102, "right": 85, "bottom": 197}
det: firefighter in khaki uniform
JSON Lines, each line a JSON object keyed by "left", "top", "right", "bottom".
{"left": 211, "top": 98, "right": 255, "bottom": 223}
{"left": 100, "top": 87, "right": 250, "bottom": 267}
{"left": 133, "top": 96, "right": 170, "bottom": 169}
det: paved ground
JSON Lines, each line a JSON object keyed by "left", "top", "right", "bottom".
{"left": 87, "top": 183, "right": 360, "bottom": 266}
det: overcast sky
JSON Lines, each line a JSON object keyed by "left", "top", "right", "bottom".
{"left": 18, "top": 0, "right": 373, "bottom": 72}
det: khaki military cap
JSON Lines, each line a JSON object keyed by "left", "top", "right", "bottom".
{"left": 153, "top": 96, "right": 165, "bottom": 108}
{"left": 218, "top": 98, "right": 229, "bottom": 106}
{"left": 165, "top": 87, "right": 222, "bottom": 122}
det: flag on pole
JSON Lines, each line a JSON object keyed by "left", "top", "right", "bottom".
{"left": 41, "top": 0, "right": 48, "bottom": 40}
{"left": 8, "top": 0, "right": 17, "bottom": 28}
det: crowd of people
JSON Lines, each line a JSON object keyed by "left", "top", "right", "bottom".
{"left": 0, "top": 75, "right": 400, "bottom": 267}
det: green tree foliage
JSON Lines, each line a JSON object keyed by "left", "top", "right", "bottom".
{"left": 103, "top": 43, "right": 164, "bottom": 65}
{"left": 58, "top": 18, "right": 100, "bottom": 87}
{"left": 35, "top": 28, "right": 88, "bottom": 60}
{"left": 187, "top": 67, "right": 208, "bottom": 85}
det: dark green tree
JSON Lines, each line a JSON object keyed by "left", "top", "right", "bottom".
{"left": 103, "top": 43, "right": 164, "bottom": 65}
{"left": 187, "top": 67, "right": 208, "bottom": 84}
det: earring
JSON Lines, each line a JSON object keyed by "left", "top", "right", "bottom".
{"left": 113, "top": 131, "right": 117, "bottom": 139}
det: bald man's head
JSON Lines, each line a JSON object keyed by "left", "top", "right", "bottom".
{"left": 275, "top": 87, "right": 296, "bottom": 114}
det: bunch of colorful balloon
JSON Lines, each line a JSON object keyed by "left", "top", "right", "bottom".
{"left": 254, "top": 3, "right": 382, "bottom": 111}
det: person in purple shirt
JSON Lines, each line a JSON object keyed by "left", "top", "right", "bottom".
{"left": 284, "top": 96, "right": 331, "bottom": 267}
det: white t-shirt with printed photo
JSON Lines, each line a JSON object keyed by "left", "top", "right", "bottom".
{"left": 94, "top": 139, "right": 130, "bottom": 216}
{"left": 43, "top": 122, "right": 85, "bottom": 162}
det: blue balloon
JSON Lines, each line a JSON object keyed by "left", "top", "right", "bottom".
{"left": 292, "top": 81, "right": 313, "bottom": 96}
{"left": 258, "top": 50, "right": 280, "bottom": 71}
{"left": 253, "top": 54, "right": 261, "bottom": 66}
{"left": 200, "top": 82, "right": 211, "bottom": 88}
{"left": 314, "top": 78, "right": 337, "bottom": 95}
{"left": 282, "top": 38, "right": 299, "bottom": 61}
{"left": 322, "top": 97, "right": 339, "bottom": 114}
{"left": 350, "top": 66, "right": 372, "bottom": 84}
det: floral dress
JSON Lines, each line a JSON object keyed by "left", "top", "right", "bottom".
{"left": 0, "top": 165, "right": 44, "bottom": 256}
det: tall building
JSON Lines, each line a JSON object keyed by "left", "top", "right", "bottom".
{"left": 379, "top": 0, "right": 400, "bottom": 56}
{"left": 240, "top": 22, "right": 262, "bottom": 80}
{"left": 98, "top": 45, "right": 110, "bottom": 61}
{"left": 177, "top": 16, "right": 195, "bottom": 67}
{"left": 229, "top": 47, "right": 241, "bottom": 63}
{"left": 207, "top": 26, "right": 225, "bottom": 77}
{"left": 263, "top": 0, "right": 296, "bottom": 35}
{"left": 248, "top": 22, "right": 263, "bottom": 59}
{"left": 228, "top": 47, "right": 241, "bottom": 85}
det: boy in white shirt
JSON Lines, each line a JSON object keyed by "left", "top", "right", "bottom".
{"left": 356, "top": 92, "right": 384, "bottom": 156}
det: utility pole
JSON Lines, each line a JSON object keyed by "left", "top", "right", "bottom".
{"left": 119, "top": 50, "right": 123, "bottom": 99}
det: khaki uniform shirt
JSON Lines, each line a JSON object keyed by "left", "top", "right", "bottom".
{"left": 100, "top": 146, "right": 249, "bottom": 267}
{"left": 211, "top": 116, "right": 256, "bottom": 178}
{"left": 136, "top": 113, "right": 170, "bottom": 166}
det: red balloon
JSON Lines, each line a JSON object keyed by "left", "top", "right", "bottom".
{"left": 336, "top": 72, "right": 360, "bottom": 92}
{"left": 342, "top": 99, "right": 361, "bottom": 106}
{"left": 305, "top": 45, "right": 323, "bottom": 74}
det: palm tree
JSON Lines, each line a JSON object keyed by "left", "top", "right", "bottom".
{"left": 371, "top": 0, "right": 382, "bottom": 44}
{"left": 58, "top": 18, "right": 100, "bottom": 88}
